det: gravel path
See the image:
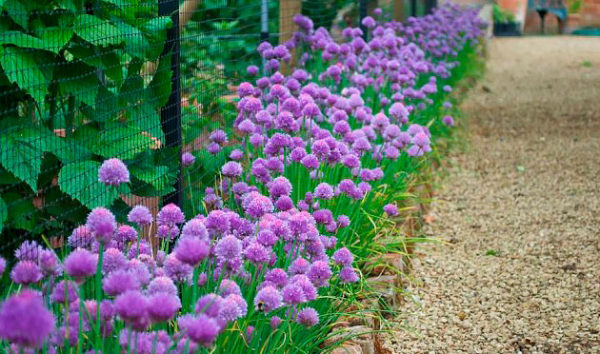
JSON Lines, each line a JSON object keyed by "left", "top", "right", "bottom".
{"left": 385, "top": 37, "right": 600, "bottom": 353}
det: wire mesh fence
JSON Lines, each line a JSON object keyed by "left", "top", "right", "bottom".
{"left": 0, "top": 0, "right": 427, "bottom": 258}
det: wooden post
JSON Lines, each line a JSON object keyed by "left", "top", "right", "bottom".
{"left": 279, "top": 0, "right": 301, "bottom": 74}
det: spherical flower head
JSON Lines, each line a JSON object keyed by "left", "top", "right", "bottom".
{"left": 157, "top": 203, "right": 185, "bottom": 226}
{"left": 337, "top": 215, "right": 350, "bottom": 228}
{"left": 181, "top": 219, "right": 208, "bottom": 240}
{"left": 148, "top": 292, "right": 181, "bottom": 323}
{"left": 98, "top": 158, "right": 130, "bottom": 186}
{"left": 282, "top": 283, "right": 307, "bottom": 305}
{"left": 383, "top": 203, "right": 399, "bottom": 216}
{"left": 39, "top": 249, "right": 60, "bottom": 276}
{"left": 10, "top": 260, "right": 42, "bottom": 285}
{"left": 292, "top": 274, "right": 317, "bottom": 301}
{"left": 274, "top": 195, "right": 294, "bottom": 211}
{"left": 340, "top": 266, "right": 360, "bottom": 283}
{"left": 254, "top": 286, "right": 282, "bottom": 312}
{"left": 50, "top": 280, "right": 78, "bottom": 304}
{"left": 178, "top": 314, "right": 219, "bottom": 347}
{"left": 209, "top": 129, "right": 228, "bottom": 144}
{"left": 217, "top": 296, "right": 243, "bottom": 323}
{"left": 268, "top": 176, "right": 292, "bottom": 198}
{"left": 314, "top": 183, "right": 334, "bottom": 200}
{"left": 0, "top": 290, "right": 55, "bottom": 349}
{"left": 300, "top": 154, "right": 320, "bottom": 170}
{"left": 127, "top": 205, "right": 153, "bottom": 227}
{"left": 114, "top": 290, "right": 148, "bottom": 325}
{"left": 182, "top": 152, "right": 196, "bottom": 167}
{"left": 0, "top": 257, "right": 5, "bottom": 275}
{"left": 14, "top": 240, "right": 42, "bottom": 262}
{"left": 102, "top": 269, "right": 140, "bottom": 296}
{"left": 442, "top": 115, "right": 455, "bottom": 126}
{"left": 164, "top": 253, "right": 193, "bottom": 283}
{"left": 244, "top": 242, "right": 271, "bottom": 264}
{"left": 175, "top": 236, "right": 209, "bottom": 266}
{"left": 247, "top": 65, "right": 259, "bottom": 76}
{"left": 241, "top": 192, "right": 274, "bottom": 219}
{"left": 264, "top": 268, "right": 288, "bottom": 287}
{"left": 148, "top": 276, "right": 178, "bottom": 296}
{"left": 296, "top": 307, "right": 319, "bottom": 328}
{"left": 114, "top": 225, "right": 137, "bottom": 244}
{"left": 237, "top": 82, "right": 255, "bottom": 97}
{"left": 64, "top": 248, "right": 97, "bottom": 282}
{"left": 270, "top": 316, "right": 282, "bottom": 329}
{"left": 86, "top": 207, "right": 117, "bottom": 244}
{"left": 230, "top": 149, "right": 244, "bottom": 161}
{"left": 332, "top": 247, "right": 354, "bottom": 266}
{"left": 215, "top": 235, "right": 242, "bottom": 261}
{"left": 221, "top": 161, "right": 243, "bottom": 178}
{"left": 207, "top": 142, "right": 221, "bottom": 155}
{"left": 68, "top": 225, "right": 94, "bottom": 249}
{"left": 195, "top": 294, "right": 223, "bottom": 318}
{"left": 307, "top": 260, "right": 332, "bottom": 288}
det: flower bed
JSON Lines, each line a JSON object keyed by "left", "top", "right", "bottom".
{"left": 0, "top": 4, "right": 485, "bottom": 353}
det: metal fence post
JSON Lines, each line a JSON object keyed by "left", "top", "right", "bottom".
{"left": 158, "top": 0, "right": 182, "bottom": 207}
{"left": 359, "top": 0, "right": 367, "bottom": 40}
{"left": 411, "top": 0, "right": 418, "bottom": 17}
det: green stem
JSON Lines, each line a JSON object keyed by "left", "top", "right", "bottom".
{"left": 95, "top": 243, "right": 104, "bottom": 352}
{"left": 191, "top": 267, "right": 199, "bottom": 311}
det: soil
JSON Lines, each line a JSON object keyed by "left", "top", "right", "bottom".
{"left": 384, "top": 37, "right": 600, "bottom": 353}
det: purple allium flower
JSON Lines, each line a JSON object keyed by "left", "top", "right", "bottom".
{"left": 182, "top": 152, "right": 196, "bottom": 167}
{"left": 254, "top": 286, "right": 282, "bottom": 312}
{"left": 282, "top": 283, "right": 307, "bottom": 305}
{"left": 296, "top": 307, "right": 319, "bottom": 327}
{"left": 268, "top": 176, "right": 293, "bottom": 198}
{"left": 86, "top": 207, "right": 117, "bottom": 244}
{"left": 218, "top": 279, "right": 241, "bottom": 297}
{"left": 241, "top": 192, "right": 274, "bottom": 219}
{"left": 332, "top": 247, "right": 354, "bottom": 266}
{"left": 314, "top": 183, "right": 334, "bottom": 200}
{"left": 244, "top": 242, "right": 271, "bottom": 264}
{"left": 300, "top": 154, "right": 320, "bottom": 170}
{"left": 247, "top": 65, "right": 259, "bottom": 76}
{"left": 98, "top": 158, "right": 130, "bottom": 186}
{"left": 115, "top": 225, "right": 138, "bottom": 243}
{"left": 147, "top": 292, "right": 181, "bottom": 323}
{"left": 10, "top": 261, "right": 42, "bottom": 285}
{"left": 291, "top": 274, "right": 318, "bottom": 301}
{"left": 442, "top": 115, "right": 454, "bottom": 126}
{"left": 148, "top": 276, "right": 178, "bottom": 296}
{"left": 217, "top": 296, "right": 244, "bottom": 323}
{"left": 275, "top": 195, "right": 294, "bottom": 211}
{"left": 383, "top": 203, "right": 399, "bottom": 216}
{"left": 178, "top": 314, "right": 219, "bottom": 347}
{"left": 270, "top": 316, "right": 282, "bottom": 329}
{"left": 68, "top": 225, "right": 94, "bottom": 249}
{"left": 307, "top": 260, "right": 332, "bottom": 287}
{"left": 64, "top": 248, "right": 97, "bottom": 281}
{"left": 127, "top": 205, "right": 153, "bottom": 227}
{"left": 215, "top": 235, "right": 242, "bottom": 260}
{"left": 14, "top": 240, "right": 42, "bottom": 262}
{"left": 207, "top": 142, "right": 221, "bottom": 155}
{"left": 195, "top": 293, "right": 223, "bottom": 318}
{"left": 157, "top": 203, "right": 185, "bottom": 226}
{"left": 340, "top": 266, "right": 360, "bottom": 283}
{"left": 175, "top": 236, "right": 209, "bottom": 266}
{"left": 181, "top": 219, "right": 208, "bottom": 240}
{"left": 128, "top": 259, "right": 151, "bottom": 286}
{"left": 102, "top": 269, "right": 140, "bottom": 296}
{"left": 337, "top": 215, "right": 350, "bottom": 228}
{"left": 289, "top": 258, "right": 310, "bottom": 275}
{"left": 114, "top": 290, "right": 148, "bottom": 328}
{"left": 264, "top": 268, "right": 288, "bottom": 287}
{"left": 237, "top": 82, "right": 255, "bottom": 97}
{"left": 229, "top": 149, "right": 244, "bottom": 160}
{"left": 39, "top": 249, "right": 60, "bottom": 276}
{"left": 209, "top": 130, "right": 228, "bottom": 144}
{"left": 0, "top": 290, "right": 55, "bottom": 349}
{"left": 50, "top": 280, "right": 78, "bottom": 304}
{"left": 0, "top": 257, "right": 5, "bottom": 275}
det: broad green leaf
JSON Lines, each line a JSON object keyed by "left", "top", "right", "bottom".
{"left": 130, "top": 164, "right": 170, "bottom": 191}
{"left": 0, "top": 46, "right": 49, "bottom": 105}
{"left": 146, "top": 53, "right": 172, "bottom": 108}
{"left": 74, "top": 14, "right": 124, "bottom": 47}
{"left": 119, "top": 74, "right": 144, "bottom": 104}
{"left": 58, "top": 161, "right": 119, "bottom": 209}
{"left": 0, "top": 196, "right": 6, "bottom": 233}
{"left": 1, "top": 192, "right": 36, "bottom": 231}
{"left": 0, "top": 31, "right": 47, "bottom": 51}
{"left": 130, "top": 103, "right": 165, "bottom": 145}
{"left": 57, "top": 61, "right": 99, "bottom": 106}
{"left": 67, "top": 45, "right": 122, "bottom": 84}
{"left": 0, "top": 126, "right": 44, "bottom": 191}
{"left": 142, "top": 16, "right": 173, "bottom": 60}
{"left": 41, "top": 27, "right": 74, "bottom": 52}
{"left": 115, "top": 22, "right": 146, "bottom": 58}
{"left": 92, "top": 122, "right": 156, "bottom": 160}
{"left": 94, "top": 86, "right": 120, "bottom": 122}
{"left": 2, "top": 0, "right": 28, "bottom": 29}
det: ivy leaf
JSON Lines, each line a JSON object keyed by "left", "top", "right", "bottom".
{"left": 0, "top": 46, "right": 49, "bottom": 106}
{"left": 74, "top": 14, "right": 124, "bottom": 47}
{"left": 58, "top": 161, "right": 119, "bottom": 209}
{"left": 0, "top": 196, "right": 6, "bottom": 233}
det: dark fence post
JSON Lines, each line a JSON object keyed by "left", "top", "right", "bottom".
{"left": 158, "top": 0, "right": 182, "bottom": 207}
{"left": 424, "top": 0, "right": 437, "bottom": 14}
{"left": 359, "top": 0, "right": 367, "bottom": 39}
{"left": 411, "top": 0, "right": 418, "bottom": 17}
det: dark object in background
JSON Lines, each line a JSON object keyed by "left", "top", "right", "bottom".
{"left": 493, "top": 21, "right": 522, "bottom": 36}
